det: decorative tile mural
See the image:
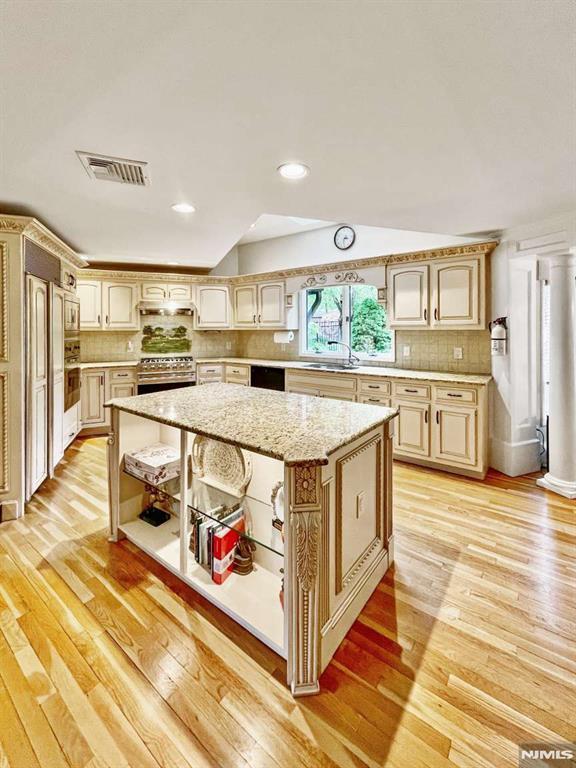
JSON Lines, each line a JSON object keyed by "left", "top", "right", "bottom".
{"left": 141, "top": 323, "right": 191, "bottom": 353}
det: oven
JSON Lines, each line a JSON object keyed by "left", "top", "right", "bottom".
{"left": 64, "top": 339, "right": 81, "bottom": 410}
{"left": 64, "top": 296, "right": 80, "bottom": 335}
{"left": 137, "top": 356, "right": 196, "bottom": 395}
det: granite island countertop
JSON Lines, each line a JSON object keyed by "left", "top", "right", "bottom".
{"left": 196, "top": 357, "right": 492, "bottom": 385}
{"left": 106, "top": 382, "right": 397, "bottom": 467}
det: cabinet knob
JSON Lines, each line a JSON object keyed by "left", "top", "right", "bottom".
{"left": 436, "top": 410, "right": 440, "bottom": 424}
{"left": 424, "top": 308, "right": 427, "bottom": 321}
{"left": 434, "top": 307, "right": 438, "bottom": 321}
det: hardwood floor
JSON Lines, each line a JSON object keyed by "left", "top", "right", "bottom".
{"left": 0, "top": 437, "right": 575, "bottom": 768}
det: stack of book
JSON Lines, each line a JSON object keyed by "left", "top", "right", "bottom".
{"left": 190, "top": 507, "right": 246, "bottom": 585}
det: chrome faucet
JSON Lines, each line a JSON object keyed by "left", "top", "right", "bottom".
{"left": 327, "top": 341, "right": 360, "bottom": 367}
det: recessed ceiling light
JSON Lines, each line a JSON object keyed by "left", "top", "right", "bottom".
{"left": 277, "top": 162, "right": 310, "bottom": 180}
{"left": 171, "top": 202, "right": 196, "bottom": 213}
{"left": 249, "top": 222, "right": 256, "bottom": 229}
{"left": 166, "top": 261, "right": 179, "bottom": 266}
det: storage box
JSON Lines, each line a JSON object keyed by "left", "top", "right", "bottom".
{"left": 124, "top": 443, "right": 180, "bottom": 485}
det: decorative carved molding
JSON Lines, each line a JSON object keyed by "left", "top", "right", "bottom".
{"left": 334, "top": 271, "right": 365, "bottom": 284}
{"left": 301, "top": 275, "right": 327, "bottom": 288}
{"left": 78, "top": 240, "right": 497, "bottom": 291}
{"left": 0, "top": 215, "right": 86, "bottom": 268}
{"left": 0, "top": 243, "right": 7, "bottom": 362}
{"left": 293, "top": 464, "right": 320, "bottom": 505}
{"left": 295, "top": 512, "right": 320, "bottom": 591}
{"left": 0, "top": 374, "right": 8, "bottom": 492}
{"left": 335, "top": 434, "right": 382, "bottom": 594}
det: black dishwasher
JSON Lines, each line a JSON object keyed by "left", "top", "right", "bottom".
{"left": 250, "top": 365, "right": 285, "bottom": 391}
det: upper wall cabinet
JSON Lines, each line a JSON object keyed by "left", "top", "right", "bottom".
{"left": 387, "top": 256, "right": 484, "bottom": 330}
{"left": 195, "top": 285, "right": 231, "bottom": 328}
{"left": 387, "top": 265, "right": 429, "bottom": 326}
{"left": 430, "top": 259, "right": 479, "bottom": 326}
{"left": 233, "top": 281, "right": 286, "bottom": 328}
{"left": 141, "top": 282, "right": 192, "bottom": 301}
{"left": 78, "top": 280, "right": 139, "bottom": 331}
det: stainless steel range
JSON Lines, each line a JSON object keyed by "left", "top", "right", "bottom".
{"left": 137, "top": 356, "right": 196, "bottom": 394}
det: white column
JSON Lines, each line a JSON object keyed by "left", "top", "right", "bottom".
{"left": 537, "top": 253, "right": 576, "bottom": 499}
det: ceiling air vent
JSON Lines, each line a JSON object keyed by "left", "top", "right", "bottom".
{"left": 76, "top": 151, "right": 150, "bottom": 186}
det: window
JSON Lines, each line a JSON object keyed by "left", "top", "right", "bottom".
{"left": 300, "top": 285, "right": 395, "bottom": 361}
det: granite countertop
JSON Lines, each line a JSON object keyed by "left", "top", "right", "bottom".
{"left": 106, "top": 382, "right": 397, "bottom": 467}
{"left": 196, "top": 357, "right": 492, "bottom": 385}
{"left": 79, "top": 361, "right": 139, "bottom": 370}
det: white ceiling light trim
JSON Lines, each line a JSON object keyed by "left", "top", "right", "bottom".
{"left": 171, "top": 202, "right": 196, "bottom": 213}
{"left": 277, "top": 162, "right": 310, "bottom": 180}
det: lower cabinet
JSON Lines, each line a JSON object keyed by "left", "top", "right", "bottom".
{"left": 81, "top": 367, "right": 136, "bottom": 429}
{"left": 197, "top": 363, "right": 224, "bottom": 385}
{"left": 393, "top": 401, "right": 430, "bottom": 457}
{"left": 64, "top": 403, "right": 80, "bottom": 448}
{"left": 432, "top": 404, "right": 477, "bottom": 466}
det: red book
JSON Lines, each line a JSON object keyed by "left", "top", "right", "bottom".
{"left": 212, "top": 517, "right": 245, "bottom": 584}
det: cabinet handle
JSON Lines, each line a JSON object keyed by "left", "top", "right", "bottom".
{"left": 100, "top": 375, "right": 104, "bottom": 385}
{"left": 434, "top": 307, "right": 438, "bottom": 320}
{"left": 97, "top": 314, "right": 101, "bottom": 325}
{"left": 368, "top": 385, "right": 379, "bottom": 389}
{"left": 116, "top": 373, "right": 129, "bottom": 378}
{"left": 436, "top": 410, "right": 439, "bottom": 424}
{"left": 425, "top": 410, "right": 428, "bottom": 423}
{"left": 368, "top": 398, "right": 380, "bottom": 403}
{"left": 253, "top": 314, "right": 256, "bottom": 324}
{"left": 404, "top": 388, "right": 418, "bottom": 393}
{"left": 258, "top": 314, "right": 261, "bottom": 323}
{"left": 424, "top": 308, "right": 427, "bottom": 321}
{"left": 106, "top": 315, "right": 109, "bottom": 325}
{"left": 447, "top": 393, "right": 462, "bottom": 398}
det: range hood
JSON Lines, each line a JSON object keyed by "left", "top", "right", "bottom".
{"left": 139, "top": 300, "right": 195, "bottom": 316}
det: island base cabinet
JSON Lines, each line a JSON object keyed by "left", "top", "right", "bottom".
{"left": 285, "top": 421, "right": 394, "bottom": 695}
{"left": 107, "top": 406, "right": 396, "bottom": 698}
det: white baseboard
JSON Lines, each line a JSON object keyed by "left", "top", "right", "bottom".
{"left": 489, "top": 437, "right": 542, "bottom": 477}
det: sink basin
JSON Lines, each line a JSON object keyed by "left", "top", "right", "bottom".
{"left": 303, "top": 363, "right": 359, "bottom": 371}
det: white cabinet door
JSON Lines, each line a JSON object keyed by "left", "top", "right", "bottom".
{"left": 196, "top": 286, "right": 230, "bottom": 328}
{"left": 234, "top": 285, "right": 258, "bottom": 327}
{"left": 387, "top": 265, "right": 429, "bottom": 327}
{"left": 27, "top": 276, "right": 49, "bottom": 496}
{"left": 431, "top": 259, "right": 479, "bottom": 326}
{"left": 393, "top": 400, "right": 430, "bottom": 456}
{"left": 110, "top": 381, "right": 136, "bottom": 399}
{"left": 81, "top": 369, "right": 108, "bottom": 426}
{"left": 258, "top": 282, "right": 285, "bottom": 327}
{"left": 432, "top": 405, "right": 477, "bottom": 466}
{"left": 77, "top": 280, "right": 103, "bottom": 329}
{"left": 141, "top": 283, "right": 167, "bottom": 300}
{"left": 102, "top": 282, "right": 139, "bottom": 330}
{"left": 167, "top": 283, "right": 192, "bottom": 300}
{"left": 52, "top": 287, "right": 65, "bottom": 469}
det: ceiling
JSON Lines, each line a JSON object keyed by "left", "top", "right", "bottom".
{"left": 238, "top": 215, "right": 334, "bottom": 244}
{"left": 1, "top": 1, "right": 574, "bottom": 268}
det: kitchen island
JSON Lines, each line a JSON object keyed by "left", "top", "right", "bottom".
{"left": 106, "top": 383, "right": 397, "bottom": 696}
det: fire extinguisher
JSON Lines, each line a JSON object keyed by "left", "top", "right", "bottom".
{"left": 489, "top": 317, "right": 508, "bottom": 356}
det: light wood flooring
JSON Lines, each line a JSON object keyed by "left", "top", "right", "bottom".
{"left": 0, "top": 437, "right": 575, "bottom": 768}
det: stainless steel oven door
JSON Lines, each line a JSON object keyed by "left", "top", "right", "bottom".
{"left": 65, "top": 365, "right": 81, "bottom": 410}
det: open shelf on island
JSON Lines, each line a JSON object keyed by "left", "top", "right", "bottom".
{"left": 123, "top": 465, "right": 284, "bottom": 557}
{"left": 118, "top": 514, "right": 285, "bottom": 656}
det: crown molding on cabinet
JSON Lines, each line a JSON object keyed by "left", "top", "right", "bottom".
{"left": 79, "top": 241, "right": 498, "bottom": 286}
{"left": 0, "top": 215, "right": 87, "bottom": 269}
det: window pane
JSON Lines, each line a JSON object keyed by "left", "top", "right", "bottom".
{"left": 306, "top": 286, "right": 344, "bottom": 353}
{"left": 350, "top": 285, "right": 392, "bottom": 355}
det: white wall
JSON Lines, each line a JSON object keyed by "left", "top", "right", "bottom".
{"left": 210, "top": 245, "right": 239, "bottom": 276}
{"left": 489, "top": 212, "right": 576, "bottom": 476}
{"left": 236, "top": 224, "right": 482, "bottom": 275}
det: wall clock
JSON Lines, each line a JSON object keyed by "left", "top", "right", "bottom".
{"left": 334, "top": 225, "right": 356, "bottom": 250}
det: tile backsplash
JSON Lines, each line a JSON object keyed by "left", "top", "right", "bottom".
{"left": 81, "top": 321, "right": 490, "bottom": 375}
{"left": 236, "top": 329, "right": 491, "bottom": 374}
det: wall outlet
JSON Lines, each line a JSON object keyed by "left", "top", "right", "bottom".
{"left": 403, "top": 345, "right": 411, "bottom": 358}
{"left": 453, "top": 347, "right": 463, "bottom": 360}
{"left": 127, "top": 340, "right": 133, "bottom": 352}
{"left": 226, "top": 341, "right": 232, "bottom": 350}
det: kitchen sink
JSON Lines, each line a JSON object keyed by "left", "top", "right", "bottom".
{"left": 303, "top": 362, "right": 360, "bottom": 371}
